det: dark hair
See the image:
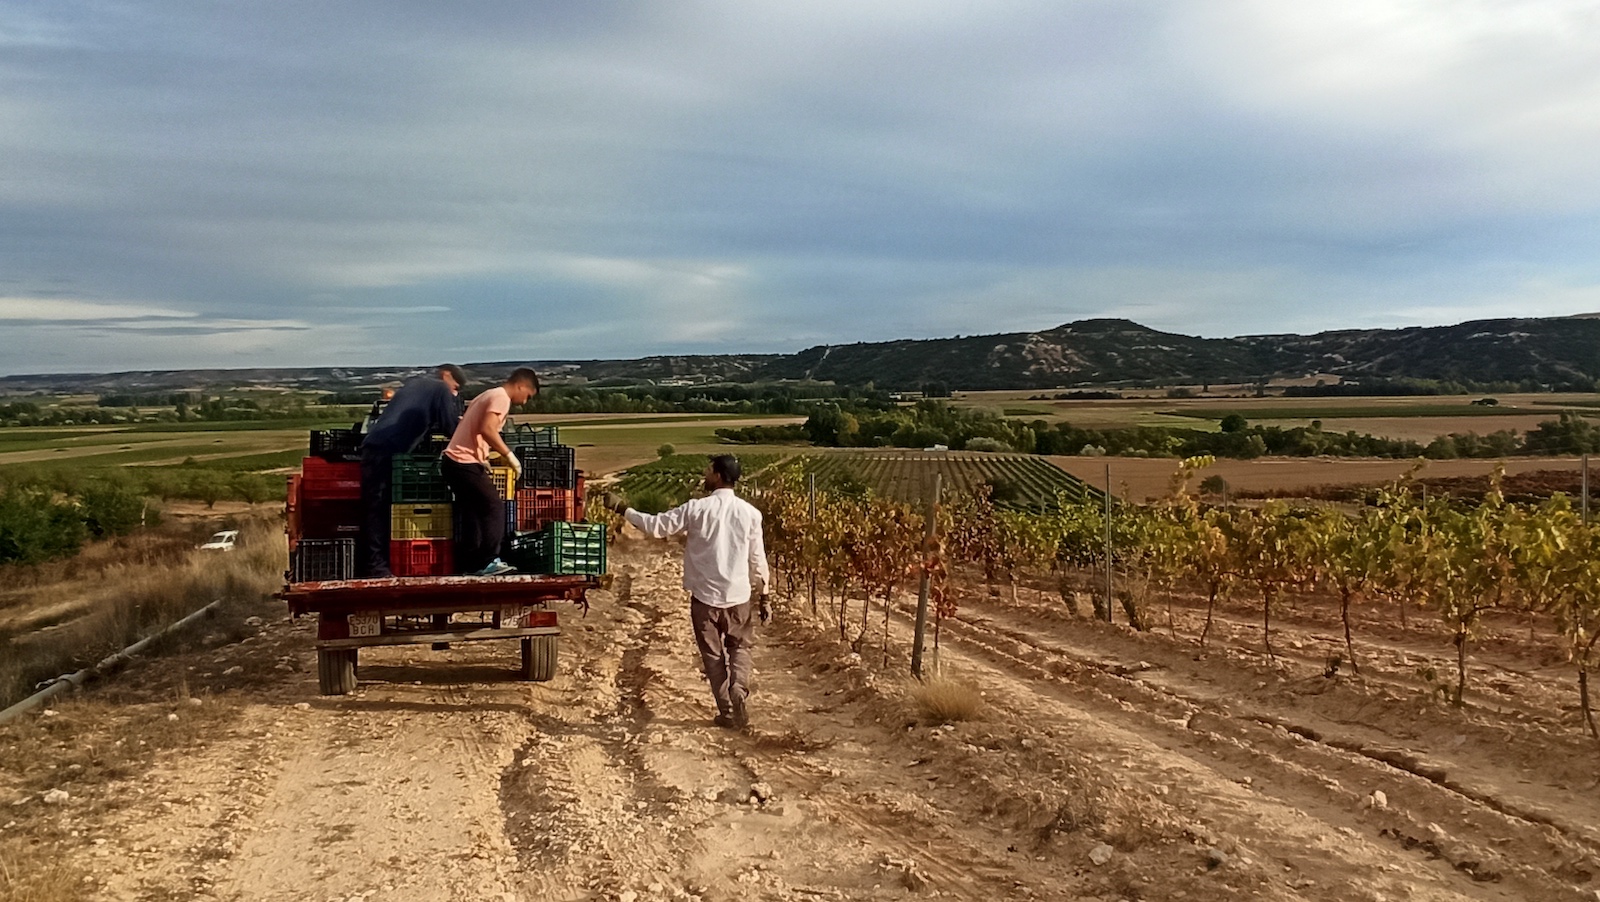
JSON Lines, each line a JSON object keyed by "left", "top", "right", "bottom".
{"left": 438, "top": 364, "right": 465, "bottom": 386}
{"left": 507, "top": 367, "right": 541, "bottom": 392}
{"left": 709, "top": 454, "right": 741, "bottom": 485}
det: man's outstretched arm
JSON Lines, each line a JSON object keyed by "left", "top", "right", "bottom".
{"left": 625, "top": 500, "right": 694, "bottom": 539}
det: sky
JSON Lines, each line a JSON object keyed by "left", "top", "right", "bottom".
{"left": 3, "top": 1, "right": 1600, "bottom": 374}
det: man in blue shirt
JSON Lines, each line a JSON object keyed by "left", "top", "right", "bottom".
{"left": 358, "top": 365, "right": 464, "bottom": 577}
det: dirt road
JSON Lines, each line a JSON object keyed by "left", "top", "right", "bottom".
{"left": 4, "top": 541, "right": 1597, "bottom": 901}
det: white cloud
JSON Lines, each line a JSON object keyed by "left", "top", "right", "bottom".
{"left": 0, "top": 297, "right": 197, "bottom": 322}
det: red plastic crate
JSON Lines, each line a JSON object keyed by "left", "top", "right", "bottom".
{"left": 300, "top": 498, "right": 362, "bottom": 540}
{"left": 300, "top": 457, "right": 362, "bottom": 500}
{"left": 285, "top": 474, "right": 303, "bottom": 547}
{"left": 513, "top": 487, "right": 580, "bottom": 532}
{"left": 390, "top": 539, "right": 455, "bottom": 577}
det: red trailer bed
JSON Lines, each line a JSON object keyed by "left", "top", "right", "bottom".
{"left": 278, "top": 574, "right": 598, "bottom": 695}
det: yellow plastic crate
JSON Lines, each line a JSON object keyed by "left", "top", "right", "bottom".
{"left": 491, "top": 467, "right": 516, "bottom": 500}
{"left": 391, "top": 503, "right": 454, "bottom": 539}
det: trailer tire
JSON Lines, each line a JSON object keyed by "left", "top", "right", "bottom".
{"left": 522, "top": 635, "right": 557, "bottom": 682}
{"left": 318, "top": 648, "right": 358, "bottom": 695}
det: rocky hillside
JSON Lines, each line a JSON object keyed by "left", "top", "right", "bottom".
{"left": 755, "top": 316, "right": 1600, "bottom": 390}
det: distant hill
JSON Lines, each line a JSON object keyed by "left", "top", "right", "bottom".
{"left": 754, "top": 316, "right": 1600, "bottom": 390}
{"left": 5, "top": 315, "right": 1600, "bottom": 394}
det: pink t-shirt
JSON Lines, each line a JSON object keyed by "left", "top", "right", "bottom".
{"left": 444, "top": 386, "right": 511, "bottom": 465}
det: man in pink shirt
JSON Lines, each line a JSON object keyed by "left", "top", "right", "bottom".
{"left": 441, "top": 367, "right": 540, "bottom": 575}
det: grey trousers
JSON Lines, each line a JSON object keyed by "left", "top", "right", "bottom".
{"left": 690, "top": 598, "right": 756, "bottom": 715}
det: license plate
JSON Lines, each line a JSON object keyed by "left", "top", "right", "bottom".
{"left": 499, "top": 605, "right": 534, "bottom": 629}
{"left": 349, "top": 612, "right": 381, "bottom": 638}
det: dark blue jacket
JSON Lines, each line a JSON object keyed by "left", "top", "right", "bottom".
{"left": 361, "top": 378, "right": 461, "bottom": 457}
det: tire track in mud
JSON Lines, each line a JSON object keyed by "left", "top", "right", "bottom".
{"left": 900, "top": 598, "right": 1600, "bottom": 901}
{"left": 498, "top": 567, "right": 697, "bottom": 900}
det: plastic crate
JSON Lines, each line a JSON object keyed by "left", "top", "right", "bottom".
{"left": 300, "top": 498, "right": 362, "bottom": 540}
{"left": 490, "top": 466, "right": 516, "bottom": 500}
{"left": 410, "top": 433, "right": 450, "bottom": 455}
{"left": 285, "top": 474, "right": 302, "bottom": 545}
{"left": 515, "top": 445, "right": 576, "bottom": 489}
{"left": 391, "top": 453, "right": 451, "bottom": 503}
{"left": 391, "top": 503, "right": 453, "bottom": 539}
{"left": 512, "top": 487, "right": 580, "bottom": 532}
{"left": 309, "top": 427, "right": 363, "bottom": 461}
{"left": 506, "top": 521, "right": 606, "bottom": 576}
{"left": 289, "top": 539, "right": 355, "bottom": 582}
{"left": 390, "top": 539, "right": 455, "bottom": 577}
{"left": 504, "top": 424, "right": 559, "bottom": 449}
{"left": 300, "top": 457, "right": 362, "bottom": 500}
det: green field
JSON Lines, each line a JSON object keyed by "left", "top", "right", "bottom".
{"left": 785, "top": 452, "right": 1102, "bottom": 511}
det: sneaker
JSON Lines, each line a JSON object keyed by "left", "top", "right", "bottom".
{"left": 473, "top": 559, "right": 516, "bottom": 577}
{"left": 729, "top": 692, "right": 749, "bottom": 728}
{"left": 712, "top": 714, "right": 737, "bottom": 729}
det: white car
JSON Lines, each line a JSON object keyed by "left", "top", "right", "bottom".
{"left": 199, "top": 530, "right": 239, "bottom": 552}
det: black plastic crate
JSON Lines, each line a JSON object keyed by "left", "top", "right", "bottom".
{"left": 409, "top": 432, "right": 450, "bottom": 455}
{"left": 504, "top": 424, "right": 559, "bottom": 448}
{"left": 515, "top": 445, "right": 575, "bottom": 489}
{"left": 392, "top": 453, "right": 452, "bottom": 503}
{"left": 310, "top": 427, "right": 363, "bottom": 461}
{"left": 504, "top": 521, "right": 606, "bottom": 576}
{"left": 289, "top": 539, "right": 355, "bottom": 582}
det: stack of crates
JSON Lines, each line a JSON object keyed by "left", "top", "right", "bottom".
{"left": 309, "top": 425, "right": 363, "bottom": 461}
{"left": 390, "top": 451, "right": 454, "bottom": 577}
{"left": 288, "top": 457, "right": 362, "bottom": 581}
{"left": 502, "top": 425, "right": 606, "bottom": 575}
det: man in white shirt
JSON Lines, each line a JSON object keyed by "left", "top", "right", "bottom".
{"left": 610, "top": 455, "right": 771, "bottom": 728}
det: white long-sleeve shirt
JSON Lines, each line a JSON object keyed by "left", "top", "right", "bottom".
{"left": 624, "top": 488, "right": 770, "bottom": 608}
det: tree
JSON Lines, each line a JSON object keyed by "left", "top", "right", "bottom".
{"left": 656, "top": 443, "right": 676, "bottom": 460}
{"left": 1219, "top": 413, "right": 1248, "bottom": 433}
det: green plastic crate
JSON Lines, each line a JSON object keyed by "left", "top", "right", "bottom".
{"left": 506, "top": 522, "right": 606, "bottom": 576}
{"left": 391, "top": 453, "right": 452, "bottom": 503}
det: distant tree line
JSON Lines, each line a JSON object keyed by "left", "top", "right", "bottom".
{"left": 510, "top": 382, "right": 893, "bottom": 416}
{"left": 716, "top": 400, "right": 1600, "bottom": 461}
{"left": 1, "top": 395, "right": 355, "bottom": 427}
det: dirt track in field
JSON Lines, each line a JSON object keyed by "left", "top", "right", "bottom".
{"left": 4, "top": 538, "right": 1599, "bottom": 901}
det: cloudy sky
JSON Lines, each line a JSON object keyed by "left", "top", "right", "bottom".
{"left": 3, "top": 1, "right": 1600, "bottom": 373}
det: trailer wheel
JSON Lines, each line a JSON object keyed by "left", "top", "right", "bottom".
{"left": 318, "top": 648, "right": 358, "bottom": 695}
{"left": 521, "top": 635, "right": 558, "bottom": 682}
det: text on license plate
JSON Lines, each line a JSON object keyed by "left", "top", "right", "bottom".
{"left": 348, "top": 612, "right": 382, "bottom": 638}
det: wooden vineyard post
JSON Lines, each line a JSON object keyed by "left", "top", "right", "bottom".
{"left": 1104, "top": 464, "right": 1114, "bottom": 624}
{"left": 912, "top": 473, "right": 942, "bottom": 681}
{"left": 1584, "top": 454, "right": 1591, "bottom": 526}
{"left": 808, "top": 473, "right": 819, "bottom": 617}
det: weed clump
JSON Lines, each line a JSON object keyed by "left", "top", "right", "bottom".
{"left": 908, "top": 677, "right": 984, "bottom": 724}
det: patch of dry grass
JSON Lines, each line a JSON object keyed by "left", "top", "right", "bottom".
{"left": 0, "top": 517, "right": 286, "bottom": 707}
{"left": 0, "top": 840, "right": 83, "bottom": 902}
{"left": 907, "top": 676, "right": 985, "bottom": 724}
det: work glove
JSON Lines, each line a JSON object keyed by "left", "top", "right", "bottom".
{"left": 602, "top": 491, "right": 628, "bottom": 515}
{"left": 758, "top": 595, "right": 771, "bottom": 624}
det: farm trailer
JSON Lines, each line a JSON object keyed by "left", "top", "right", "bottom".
{"left": 278, "top": 574, "right": 596, "bottom": 695}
